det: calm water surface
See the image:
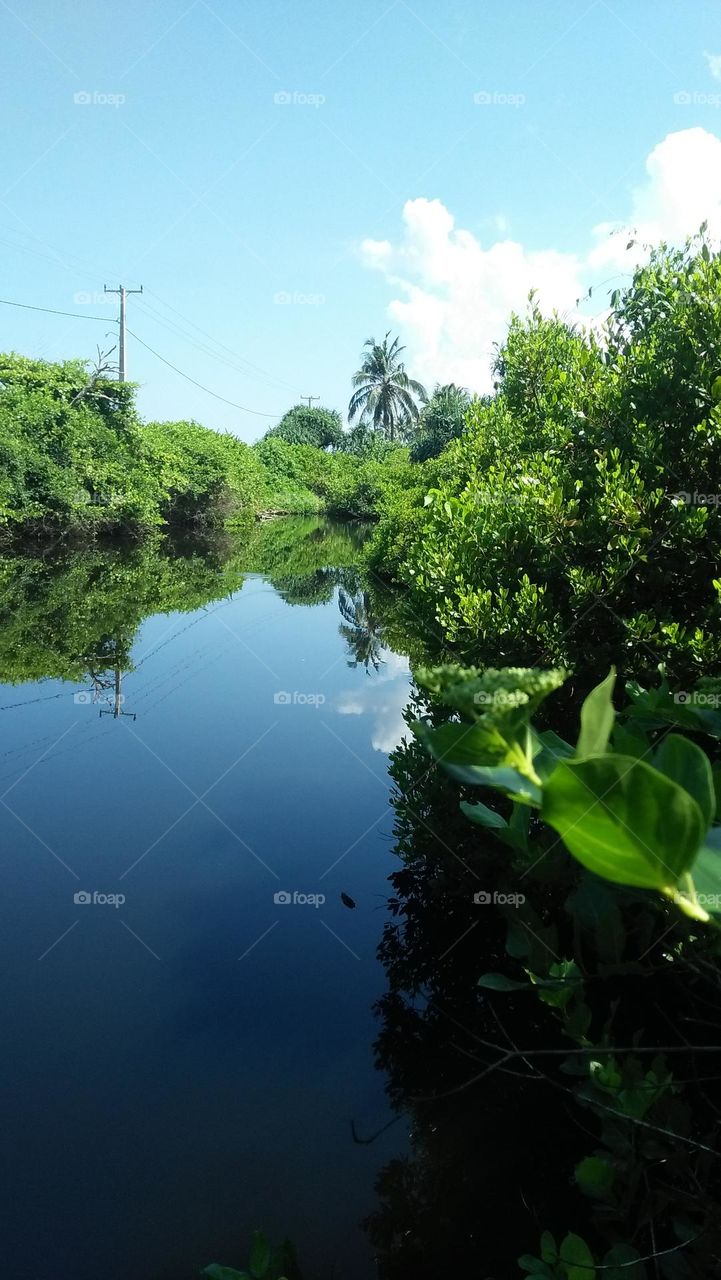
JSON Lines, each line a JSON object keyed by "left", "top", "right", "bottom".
{"left": 0, "top": 523, "right": 412, "bottom": 1279}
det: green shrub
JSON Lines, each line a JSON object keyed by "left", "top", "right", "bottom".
{"left": 265, "top": 402, "right": 344, "bottom": 449}
{"left": 143, "top": 419, "right": 268, "bottom": 525}
{"left": 371, "top": 236, "right": 721, "bottom": 679}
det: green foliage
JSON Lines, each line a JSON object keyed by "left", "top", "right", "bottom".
{"left": 251, "top": 434, "right": 416, "bottom": 520}
{"left": 348, "top": 331, "right": 427, "bottom": 442}
{"left": 409, "top": 382, "right": 472, "bottom": 461}
{"left": 369, "top": 236, "right": 721, "bottom": 676}
{"left": 337, "top": 420, "right": 400, "bottom": 460}
{"left": 519, "top": 1231, "right": 644, "bottom": 1280}
{"left": 415, "top": 663, "right": 721, "bottom": 922}
{"left": 251, "top": 436, "right": 327, "bottom": 513}
{"left": 0, "top": 517, "right": 370, "bottom": 686}
{"left": 143, "top": 418, "right": 269, "bottom": 525}
{"left": 265, "top": 403, "right": 343, "bottom": 450}
{"left": 202, "top": 1229, "right": 300, "bottom": 1280}
{"left": 0, "top": 352, "right": 163, "bottom": 532}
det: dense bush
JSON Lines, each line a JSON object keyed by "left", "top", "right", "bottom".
{"left": 252, "top": 434, "right": 414, "bottom": 518}
{"left": 369, "top": 236, "right": 721, "bottom": 679}
{"left": 251, "top": 436, "right": 328, "bottom": 513}
{"left": 143, "top": 419, "right": 268, "bottom": 525}
{"left": 264, "top": 402, "right": 344, "bottom": 450}
{"left": 409, "top": 382, "right": 472, "bottom": 461}
{"left": 0, "top": 353, "right": 163, "bottom": 531}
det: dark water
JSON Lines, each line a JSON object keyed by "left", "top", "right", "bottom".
{"left": 0, "top": 520, "right": 412, "bottom": 1280}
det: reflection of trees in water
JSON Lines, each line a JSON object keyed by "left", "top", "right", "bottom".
{"left": 338, "top": 587, "right": 386, "bottom": 673}
{"left": 365, "top": 692, "right": 721, "bottom": 1278}
{"left": 365, "top": 696, "right": 577, "bottom": 1276}
{"left": 0, "top": 518, "right": 373, "bottom": 686}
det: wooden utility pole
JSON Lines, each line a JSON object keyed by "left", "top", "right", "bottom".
{"left": 104, "top": 284, "right": 143, "bottom": 380}
{"left": 301, "top": 395, "right": 320, "bottom": 409}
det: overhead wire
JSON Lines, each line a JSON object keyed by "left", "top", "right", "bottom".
{"left": 143, "top": 287, "right": 303, "bottom": 395}
{"left": 125, "top": 325, "right": 281, "bottom": 416}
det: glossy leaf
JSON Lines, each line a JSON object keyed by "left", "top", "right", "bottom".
{"left": 654, "top": 734, "right": 714, "bottom": 831}
{"left": 543, "top": 755, "right": 704, "bottom": 889}
{"left": 576, "top": 668, "right": 616, "bottom": 757}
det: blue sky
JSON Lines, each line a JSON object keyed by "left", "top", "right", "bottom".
{"left": 2, "top": 0, "right": 721, "bottom": 438}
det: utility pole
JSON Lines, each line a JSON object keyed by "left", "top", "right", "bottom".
{"left": 301, "top": 395, "right": 319, "bottom": 409}
{"left": 104, "top": 284, "right": 143, "bottom": 381}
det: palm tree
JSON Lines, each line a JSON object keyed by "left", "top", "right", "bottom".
{"left": 348, "top": 332, "right": 427, "bottom": 442}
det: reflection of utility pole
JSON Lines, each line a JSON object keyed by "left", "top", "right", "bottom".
{"left": 91, "top": 666, "right": 136, "bottom": 721}
{"left": 98, "top": 668, "right": 136, "bottom": 721}
{"left": 301, "top": 395, "right": 319, "bottom": 409}
{"left": 103, "top": 284, "right": 143, "bottom": 381}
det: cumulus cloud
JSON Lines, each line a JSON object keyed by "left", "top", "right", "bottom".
{"left": 360, "top": 128, "right": 721, "bottom": 393}
{"left": 705, "top": 52, "right": 721, "bottom": 81}
{"left": 335, "top": 651, "right": 411, "bottom": 754}
{"left": 588, "top": 127, "right": 721, "bottom": 270}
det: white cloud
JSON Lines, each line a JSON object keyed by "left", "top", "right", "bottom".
{"left": 360, "top": 128, "right": 721, "bottom": 394}
{"left": 335, "top": 651, "right": 411, "bottom": 754}
{"left": 588, "top": 127, "right": 721, "bottom": 270}
{"left": 361, "top": 199, "right": 583, "bottom": 392}
{"left": 705, "top": 51, "right": 721, "bottom": 81}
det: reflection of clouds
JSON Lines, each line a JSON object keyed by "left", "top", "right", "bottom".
{"left": 336, "top": 651, "right": 412, "bottom": 753}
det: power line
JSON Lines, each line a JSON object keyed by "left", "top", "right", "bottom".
{"left": 144, "top": 288, "right": 303, "bottom": 395}
{"left": 133, "top": 296, "right": 300, "bottom": 397}
{"left": 125, "top": 326, "right": 281, "bottom": 417}
{"left": 0, "top": 291, "right": 286, "bottom": 419}
{"left": 0, "top": 296, "right": 115, "bottom": 323}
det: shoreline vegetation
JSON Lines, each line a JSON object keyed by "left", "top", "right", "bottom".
{"left": 2, "top": 236, "right": 720, "bottom": 681}
{"left": 6, "top": 234, "right": 721, "bottom": 1276}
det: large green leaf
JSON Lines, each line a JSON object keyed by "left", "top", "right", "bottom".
{"left": 654, "top": 734, "right": 714, "bottom": 831}
{"left": 542, "top": 755, "right": 705, "bottom": 889}
{"left": 559, "top": 1233, "right": 595, "bottom": 1280}
{"left": 414, "top": 721, "right": 541, "bottom": 803}
{"left": 576, "top": 668, "right": 616, "bottom": 757}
